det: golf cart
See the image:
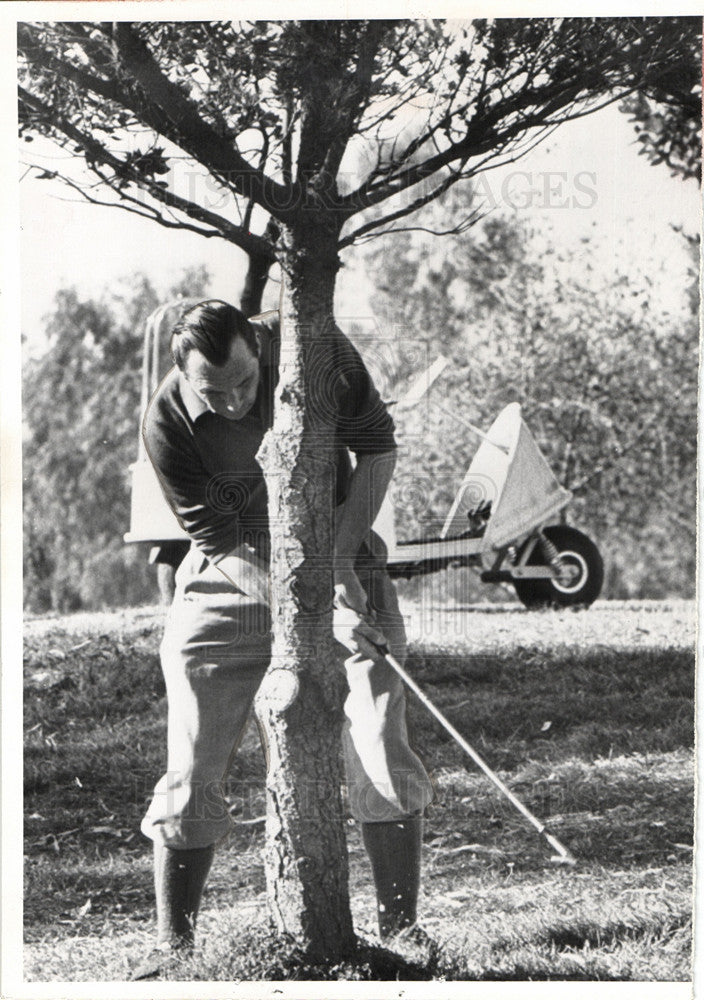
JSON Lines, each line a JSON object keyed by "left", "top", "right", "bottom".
{"left": 125, "top": 309, "right": 603, "bottom": 609}
{"left": 379, "top": 397, "right": 603, "bottom": 607}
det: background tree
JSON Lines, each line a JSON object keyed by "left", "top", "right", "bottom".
{"left": 18, "top": 17, "right": 702, "bottom": 956}
{"left": 23, "top": 267, "right": 210, "bottom": 613}
{"left": 618, "top": 18, "right": 702, "bottom": 182}
{"left": 362, "top": 209, "right": 697, "bottom": 601}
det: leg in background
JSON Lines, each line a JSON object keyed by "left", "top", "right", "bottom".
{"left": 154, "top": 841, "right": 215, "bottom": 948}
{"left": 342, "top": 567, "right": 433, "bottom": 936}
{"left": 361, "top": 815, "right": 423, "bottom": 937}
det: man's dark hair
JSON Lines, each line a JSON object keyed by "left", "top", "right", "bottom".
{"left": 170, "top": 300, "right": 258, "bottom": 370}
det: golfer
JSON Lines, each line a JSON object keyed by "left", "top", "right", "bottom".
{"left": 134, "top": 300, "right": 432, "bottom": 977}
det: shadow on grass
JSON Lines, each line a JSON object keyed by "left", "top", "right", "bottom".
{"left": 23, "top": 606, "right": 694, "bottom": 979}
{"left": 194, "top": 927, "right": 449, "bottom": 981}
{"left": 406, "top": 644, "right": 694, "bottom": 772}
{"left": 144, "top": 921, "right": 681, "bottom": 982}
{"left": 542, "top": 911, "right": 692, "bottom": 952}
{"left": 477, "top": 969, "right": 632, "bottom": 982}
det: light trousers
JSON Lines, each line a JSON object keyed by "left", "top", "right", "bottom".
{"left": 141, "top": 544, "right": 433, "bottom": 849}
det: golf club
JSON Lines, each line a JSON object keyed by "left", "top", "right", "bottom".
{"left": 370, "top": 638, "right": 576, "bottom": 866}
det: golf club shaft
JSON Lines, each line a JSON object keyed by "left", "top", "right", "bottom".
{"left": 377, "top": 644, "right": 574, "bottom": 863}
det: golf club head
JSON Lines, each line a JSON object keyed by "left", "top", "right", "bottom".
{"left": 549, "top": 853, "right": 577, "bottom": 866}
{"left": 544, "top": 832, "right": 577, "bottom": 865}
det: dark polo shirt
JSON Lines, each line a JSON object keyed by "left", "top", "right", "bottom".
{"left": 143, "top": 316, "right": 396, "bottom": 562}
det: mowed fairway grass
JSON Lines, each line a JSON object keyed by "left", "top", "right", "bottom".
{"left": 22, "top": 598, "right": 695, "bottom": 982}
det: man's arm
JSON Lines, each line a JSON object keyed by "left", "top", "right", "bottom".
{"left": 334, "top": 450, "right": 396, "bottom": 616}
{"left": 144, "top": 392, "right": 269, "bottom": 601}
{"left": 143, "top": 397, "right": 242, "bottom": 559}
{"left": 212, "top": 452, "right": 395, "bottom": 614}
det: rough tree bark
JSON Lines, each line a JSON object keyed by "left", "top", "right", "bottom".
{"left": 255, "top": 213, "right": 356, "bottom": 958}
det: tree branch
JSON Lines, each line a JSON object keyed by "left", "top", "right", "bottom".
{"left": 340, "top": 79, "right": 584, "bottom": 217}
{"left": 110, "top": 22, "right": 296, "bottom": 221}
{"left": 19, "top": 85, "right": 275, "bottom": 260}
{"left": 26, "top": 163, "right": 230, "bottom": 240}
{"left": 340, "top": 28, "right": 646, "bottom": 220}
{"left": 339, "top": 162, "right": 473, "bottom": 248}
{"left": 18, "top": 24, "right": 124, "bottom": 107}
{"left": 343, "top": 214, "right": 486, "bottom": 246}
{"left": 20, "top": 21, "right": 279, "bottom": 222}
{"left": 321, "top": 20, "right": 390, "bottom": 181}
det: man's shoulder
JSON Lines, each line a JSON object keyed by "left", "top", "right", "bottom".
{"left": 249, "top": 311, "right": 279, "bottom": 337}
{"left": 143, "top": 368, "right": 184, "bottom": 434}
{"left": 249, "top": 311, "right": 280, "bottom": 368}
{"left": 247, "top": 312, "right": 365, "bottom": 380}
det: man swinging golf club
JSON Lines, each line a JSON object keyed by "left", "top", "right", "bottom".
{"left": 133, "top": 300, "right": 433, "bottom": 978}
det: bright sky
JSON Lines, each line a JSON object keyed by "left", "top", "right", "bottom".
{"left": 19, "top": 88, "right": 699, "bottom": 353}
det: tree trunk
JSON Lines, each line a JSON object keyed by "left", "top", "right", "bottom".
{"left": 240, "top": 250, "right": 271, "bottom": 317}
{"left": 240, "top": 219, "right": 278, "bottom": 316}
{"left": 255, "top": 217, "right": 355, "bottom": 959}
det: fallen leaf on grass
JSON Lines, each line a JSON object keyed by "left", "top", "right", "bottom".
{"left": 445, "top": 844, "right": 504, "bottom": 856}
{"left": 68, "top": 639, "right": 93, "bottom": 653}
{"left": 435, "top": 895, "right": 464, "bottom": 908}
{"left": 548, "top": 811, "right": 602, "bottom": 826}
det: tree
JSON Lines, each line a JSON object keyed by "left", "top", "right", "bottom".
{"left": 18, "top": 17, "right": 702, "bottom": 957}
{"left": 618, "top": 17, "right": 702, "bottom": 181}
{"left": 363, "top": 212, "right": 698, "bottom": 599}
{"left": 23, "top": 267, "right": 211, "bottom": 613}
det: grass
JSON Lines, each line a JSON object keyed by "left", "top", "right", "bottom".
{"left": 22, "top": 600, "right": 695, "bottom": 981}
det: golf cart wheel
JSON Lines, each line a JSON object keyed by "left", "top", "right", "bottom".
{"left": 513, "top": 525, "right": 604, "bottom": 609}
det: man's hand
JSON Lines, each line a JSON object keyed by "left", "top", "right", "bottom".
{"left": 334, "top": 452, "right": 395, "bottom": 572}
{"left": 332, "top": 450, "right": 396, "bottom": 659}
{"left": 333, "top": 565, "right": 369, "bottom": 617}
{"left": 333, "top": 566, "right": 387, "bottom": 659}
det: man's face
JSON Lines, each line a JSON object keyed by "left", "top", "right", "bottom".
{"left": 184, "top": 334, "right": 260, "bottom": 421}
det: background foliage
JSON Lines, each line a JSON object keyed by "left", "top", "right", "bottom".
{"left": 23, "top": 267, "right": 210, "bottom": 612}
{"left": 19, "top": 18, "right": 700, "bottom": 612}
{"left": 22, "top": 213, "right": 697, "bottom": 612}
{"left": 360, "top": 205, "right": 698, "bottom": 602}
